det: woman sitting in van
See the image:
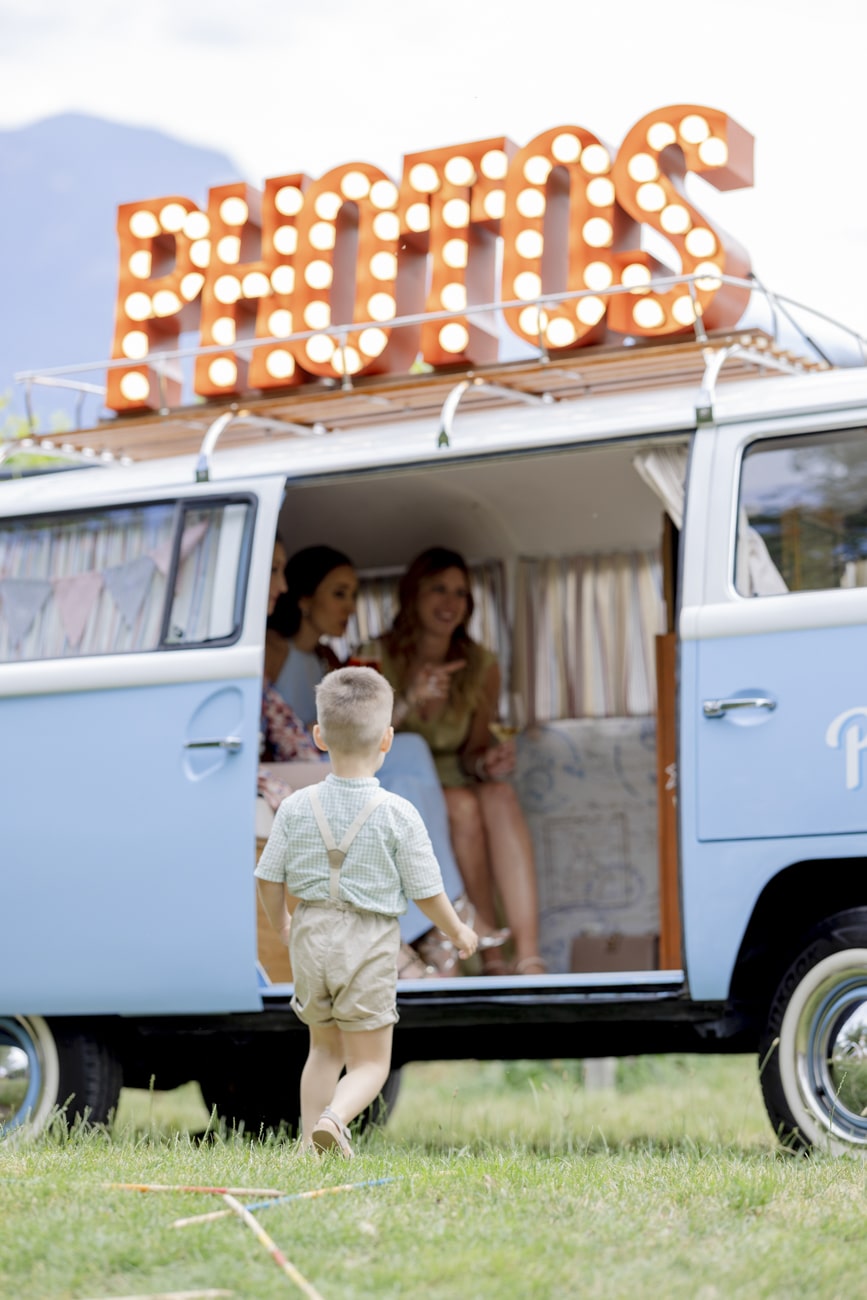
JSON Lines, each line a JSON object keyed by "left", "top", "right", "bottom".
{"left": 356, "top": 547, "right": 545, "bottom": 975}
{"left": 264, "top": 541, "right": 477, "bottom": 978}
{"left": 257, "top": 540, "right": 324, "bottom": 816}
{"left": 265, "top": 544, "right": 357, "bottom": 729}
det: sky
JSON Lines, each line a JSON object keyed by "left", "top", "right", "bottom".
{"left": 1, "top": 0, "right": 866, "bottom": 347}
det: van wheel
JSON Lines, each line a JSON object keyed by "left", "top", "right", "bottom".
{"left": 759, "top": 908, "right": 867, "bottom": 1155}
{"left": 200, "top": 1066, "right": 402, "bottom": 1140}
{"left": 364, "top": 1066, "right": 402, "bottom": 1128}
{"left": 200, "top": 1067, "right": 302, "bottom": 1138}
{"left": 0, "top": 1016, "right": 121, "bottom": 1141}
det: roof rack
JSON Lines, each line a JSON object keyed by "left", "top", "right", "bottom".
{"left": 695, "top": 342, "right": 802, "bottom": 426}
{"left": 0, "top": 437, "right": 116, "bottom": 479}
{"left": 195, "top": 411, "right": 328, "bottom": 482}
{"left": 12, "top": 275, "right": 862, "bottom": 466}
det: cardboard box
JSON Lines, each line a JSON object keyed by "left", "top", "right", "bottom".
{"left": 570, "top": 932, "right": 658, "bottom": 973}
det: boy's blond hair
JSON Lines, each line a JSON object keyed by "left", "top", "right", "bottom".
{"left": 315, "top": 666, "right": 394, "bottom": 753}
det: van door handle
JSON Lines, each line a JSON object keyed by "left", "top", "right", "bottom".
{"left": 183, "top": 736, "right": 243, "bottom": 752}
{"left": 702, "top": 697, "right": 776, "bottom": 719}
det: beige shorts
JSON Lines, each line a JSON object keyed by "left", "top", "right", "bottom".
{"left": 289, "top": 900, "right": 401, "bottom": 1032}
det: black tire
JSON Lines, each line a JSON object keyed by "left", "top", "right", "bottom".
{"left": 0, "top": 1016, "right": 121, "bottom": 1141}
{"left": 200, "top": 1065, "right": 303, "bottom": 1138}
{"left": 200, "top": 1063, "right": 402, "bottom": 1140}
{"left": 363, "top": 1066, "right": 402, "bottom": 1130}
{"left": 759, "top": 907, "right": 867, "bottom": 1155}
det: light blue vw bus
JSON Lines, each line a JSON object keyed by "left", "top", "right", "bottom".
{"left": 4, "top": 324, "right": 867, "bottom": 1154}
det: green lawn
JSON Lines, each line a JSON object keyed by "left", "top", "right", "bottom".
{"left": 1, "top": 1056, "right": 865, "bottom": 1299}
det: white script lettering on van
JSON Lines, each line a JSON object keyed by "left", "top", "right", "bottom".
{"left": 825, "top": 708, "right": 867, "bottom": 790}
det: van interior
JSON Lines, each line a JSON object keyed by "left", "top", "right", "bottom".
{"left": 258, "top": 432, "right": 687, "bottom": 982}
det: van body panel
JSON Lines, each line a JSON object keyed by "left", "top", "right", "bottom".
{"left": 0, "top": 475, "right": 287, "bottom": 1017}
{"left": 680, "top": 637, "right": 867, "bottom": 999}
{"left": 693, "top": 625, "right": 867, "bottom": 841}
{"left": 679, "top": 400, "right": 867, "bottom": 1000}
{"left": 0, "top": 674, "right": 262, "bottom": 1015}
{"left": 0, "top": 646, "right": 265, "bottom": 697}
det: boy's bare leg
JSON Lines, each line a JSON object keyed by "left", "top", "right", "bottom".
{"left": 325, "top": 1024, "right": 394, "bottom": 1127}
{"left": 300, "top": 1023, "right": 345, "bottom": 1144}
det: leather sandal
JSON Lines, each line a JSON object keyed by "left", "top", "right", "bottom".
{"left": 311, "top": 1107, "right": 354, "bottom": 1158}
{"left": 512, "top": 955, "right": 548, "bottom": 975}
{"left": 453, "top": 894, "right": 511, "bottom": 950}
{"left": 398, "top": 942, "right": 437, "bottom": 979}
{"left": 415, "top": 929, "right": 461, "bottom": 976}
{"left": 481, "top": 951, "right": 509, "bottom": 976}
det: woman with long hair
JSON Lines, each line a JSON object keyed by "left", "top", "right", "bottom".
{"left": 362, "top": 547, "right": 545, "bottom": 975}
{"left": 265, "top": 542, "right": 468, "bottom": 978}
{"left": 266, "top": 544, "right": 358, "bottom": 729}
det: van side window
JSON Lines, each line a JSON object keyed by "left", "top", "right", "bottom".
{"left": 164, "top": 501, "right": 251, "bottom": 646}
{"left": 0, "top": 498, "right": 252, "bottom": 662}
{"left": 736, "top": 427, "right": 867, "bottom": 596}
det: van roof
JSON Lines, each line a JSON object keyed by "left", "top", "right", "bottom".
{"left": 3, "top": 332, "right": 866, "bottom": 515}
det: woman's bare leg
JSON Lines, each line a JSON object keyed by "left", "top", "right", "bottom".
{"left": 476, "top": 781, "right": 542, "bottom": 966}
{"left": 443, "top": 787, "right": 499, "bottom": 932}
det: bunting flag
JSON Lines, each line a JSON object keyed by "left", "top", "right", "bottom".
{"left": 0, "top": 577, "right": 52, "bottom": 646}
{"left": 150, "top": 518, "right": 210, "bottom": 576}
{"left": 52, "top": 570, "right": 105, "bottom": 647}
{"left": 102, "top": 554, "right": 156, "bottom": 628}
{"left": 0, "top": 521, "right": 210, "bottom": 657}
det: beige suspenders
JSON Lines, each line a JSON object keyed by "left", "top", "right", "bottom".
{"left": 307, "top": 787, "right": 389, "bottom": 900}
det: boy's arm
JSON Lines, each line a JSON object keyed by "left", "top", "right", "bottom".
{"left": 413, "top": 892, "right": 478, "bottom": 959}
{"left": 256, "top": 880, "right": 301, "bottom": 947}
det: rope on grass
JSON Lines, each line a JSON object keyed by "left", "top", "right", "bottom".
{"left": 221, "top": 1193, "right": 324, "bottom": 1298}
{"left": 170, "top": 1177, "right": 396, "bottom": 1228}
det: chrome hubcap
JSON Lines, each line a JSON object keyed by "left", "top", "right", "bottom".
{"left": 0, "top": 1019, "right": 44, "bottom": 1135}
{"left": 795, "top": 968, "right": 867, "bottom": 1145}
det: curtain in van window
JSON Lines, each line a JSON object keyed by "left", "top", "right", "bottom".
{"left": 0, "top": 506, "right": 174, "bottom": 661}
{"left": 632, "top": 445, "right": 688, "bottom": 529}
{"left": 513, "top": 551, "right": 664, "bottom": 722}
{"left": 0, "top": 504, "right": 234, "bottom": 662}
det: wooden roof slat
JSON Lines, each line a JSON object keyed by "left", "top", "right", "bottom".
{"left": 53, "top": 331, "right": 825, "bottom": 463}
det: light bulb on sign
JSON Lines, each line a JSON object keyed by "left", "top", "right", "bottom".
{"left": 265, "top": 349, "right": 296, "bottom": 379}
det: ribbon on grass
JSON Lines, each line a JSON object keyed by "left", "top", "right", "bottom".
{"left": 221, "top": 1193, "right": 324, "bottom": 1299}
{"left": 170, "top": 1177, "right": 396, "bottom": 1228}
{"left": 105, "top": 1182, "right": 286, "bottom": 1197}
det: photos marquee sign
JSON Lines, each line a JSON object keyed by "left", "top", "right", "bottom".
{"left": 107, "top": 103, "right": 754, "bottom": 412}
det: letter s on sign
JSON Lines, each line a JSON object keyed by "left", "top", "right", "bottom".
{"left": 609, "top": 104, "right": 754, "bottom": 338}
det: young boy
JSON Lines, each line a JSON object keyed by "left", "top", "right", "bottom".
{"left": 255, "top": 666, "right": 478, "bottom": 1157}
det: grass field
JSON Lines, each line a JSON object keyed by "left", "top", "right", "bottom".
{"left": 1, "top": 1055, "right": 865, "bottom": 1299}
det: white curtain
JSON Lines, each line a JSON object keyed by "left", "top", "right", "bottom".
{"left": 632, "top": 446, "right": 689, "bottom": 530}
{"left": 0, "top": 504, "right": 230, "bottom": 662}
{"left": 735, "top": 509, "right": 789, "bottom": 597}
{"left": 0, "top": 506, "right": 174, "bottom": 661}
{"left": 633, "top": 443, "right": 788, "bottom": 598}
{"left": 513, "top": 551, "right": 665, "bottom": 722}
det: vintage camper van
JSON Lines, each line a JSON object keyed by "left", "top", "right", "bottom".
{"left": 4, "top": 318, "right": 867, "bottom": 1155}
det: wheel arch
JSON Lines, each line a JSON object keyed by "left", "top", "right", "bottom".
{"left": 728, "top": 856, "right": 867, "bottom": 1024}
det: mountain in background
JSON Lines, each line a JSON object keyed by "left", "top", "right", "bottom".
{"left": 0, "top": 113, "right": 241, "bottom": 430}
